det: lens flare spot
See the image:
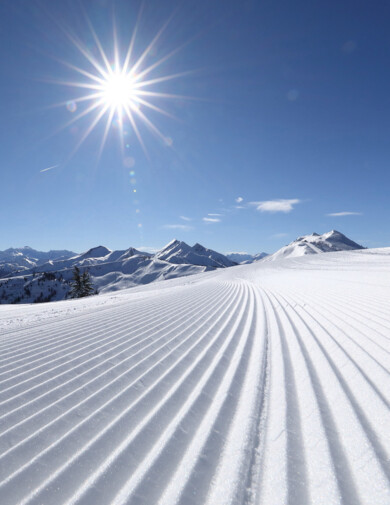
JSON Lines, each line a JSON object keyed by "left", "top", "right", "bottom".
{"left": 66, "top": 100, "right": 77, "bottom": 113}
{"left": 124, "top": 157, "right": 135, "bottom": 168}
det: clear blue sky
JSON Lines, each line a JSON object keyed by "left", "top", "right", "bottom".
{"left": 1, "top": 0, "right": 389, "bottom": 254}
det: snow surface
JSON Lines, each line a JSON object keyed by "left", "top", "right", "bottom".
{"left": 0, "top": 247, "right": 389, "bottom": 504}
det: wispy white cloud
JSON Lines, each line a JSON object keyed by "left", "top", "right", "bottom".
{"left": 235, "top": 196, "right": 243, "bottom": 203}
{"left": 326, "top": 211, "right": 362, "bottom": 217}
{"left": 40, "top": 164, "right": 59, "bottom": 173}
{"left": 251, "top": 199, "right": 301, "bottom": 213}
{"left": 163, "top": 224, "right": 193, "bottom": 231}
{"left": 208, "top": 213, "right": 223, "bottom": 217}
{"left": 180, "top": 216, "right": 191, "bottom": 221}
{"left": 203, "top": 217, "right": 221, "bottom": 223}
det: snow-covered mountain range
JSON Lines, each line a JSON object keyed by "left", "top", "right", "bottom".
{"left": 263, "top": 230, "right": 364, "bottom": 261}
{"left": 225, "top": 230, "right": 362, "bottom": 264}
{"left": 0, "top": 247, "right": 75, "bottom": 277}
{"left": 0, "top": 231, "right": 364, "bottom": 304}
{"left": 0, "top": 240, "right": 235, "bottom": 304}
{"left": 156, "top": 240, "right": 237, "bottom": 268}
{"left": 225, "top": 251, "right": 268, "bottom": 264}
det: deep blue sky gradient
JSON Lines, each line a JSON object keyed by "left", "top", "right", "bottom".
{"left": 1, "top": 0, "right": 389, "bottom": 254}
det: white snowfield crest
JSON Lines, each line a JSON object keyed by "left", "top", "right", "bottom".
{"left": 0, "top": 247, "right": 389, "bottom": 504}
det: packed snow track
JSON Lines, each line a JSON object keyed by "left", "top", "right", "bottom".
{"left": 0, "top": 249, "right": 390, "bottom": 505}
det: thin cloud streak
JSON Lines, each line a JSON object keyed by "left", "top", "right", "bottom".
{"left": 203, "top": 217, "right": 221, "bottom": 223}
{"left": 180, "top": 216, "right": 191, "bottom": 221}
{"left": 326, "top": 211, "right": 362, "bottom": 217}
{"left": 40, "top": 164, "right": 60, "bottom": 173}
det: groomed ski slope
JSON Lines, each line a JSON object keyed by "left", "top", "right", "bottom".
{"left": 0, "top": 248, "right": 390, "bottom": 505}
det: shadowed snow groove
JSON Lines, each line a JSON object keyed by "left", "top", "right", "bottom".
{"left": 264, "top": 291, "right": 309, "bottom": 505}
{"left": 1, "top": 248, "right": 390, "bottom": 505}
{"left": 272, "top": 292, "right": 363, "bottom": 505}
{"left": 0, "top": 283, "right": 239, "bottom": 498}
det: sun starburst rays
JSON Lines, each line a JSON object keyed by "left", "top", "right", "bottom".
{"left": 52, "top": 13, "right": 187, "bottom": 162}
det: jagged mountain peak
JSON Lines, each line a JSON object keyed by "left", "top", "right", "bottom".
{"left": 193, "top": 243, "right": 205, "bottom": 250}
{"left": 164, "top": 238, "right": 185, "bottom": 248}
{"left": 80, "top": 246, "right": 111, "bottom": 259}
{"left": 156, "top": 240, "right": 235, "bottom": 268}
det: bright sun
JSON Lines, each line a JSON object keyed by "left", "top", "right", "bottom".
{"left": 101, "top": 72, "right": 136, "bottom": 110}
{"left": 51, "top": 13, "right": 189, "bottom": 159}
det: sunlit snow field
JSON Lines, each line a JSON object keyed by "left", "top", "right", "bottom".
{"left": 0, "top": 248, "right": 390, "bottom": 505}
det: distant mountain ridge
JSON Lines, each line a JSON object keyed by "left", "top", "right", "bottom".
{"left": 156, "top": 239, "right": 237, "bottom": 268}
{"left": 225, "top": 252, "right": 268, "bottom": 264}
{"left": 0, "top": 247, "right": 76, "bottom": 277}
{"left": 0, "top": 231, "right": 364, "bottom": 304}
{"left": 0, "top": 240, "right": 234, "bottom": 304}
{"left": 263, "top": 230, "right": 364, "bottom": 262}
{"left": 0, "top": 246, "right": 76, "bottom": 262}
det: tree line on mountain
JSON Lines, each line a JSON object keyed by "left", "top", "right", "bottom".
{"left": 0, "top": 266, "right": 97, "bottom": 304}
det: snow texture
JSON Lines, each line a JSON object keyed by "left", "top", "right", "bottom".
{"left": 0, "top": 247, "right": 389, "bottom": 504}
